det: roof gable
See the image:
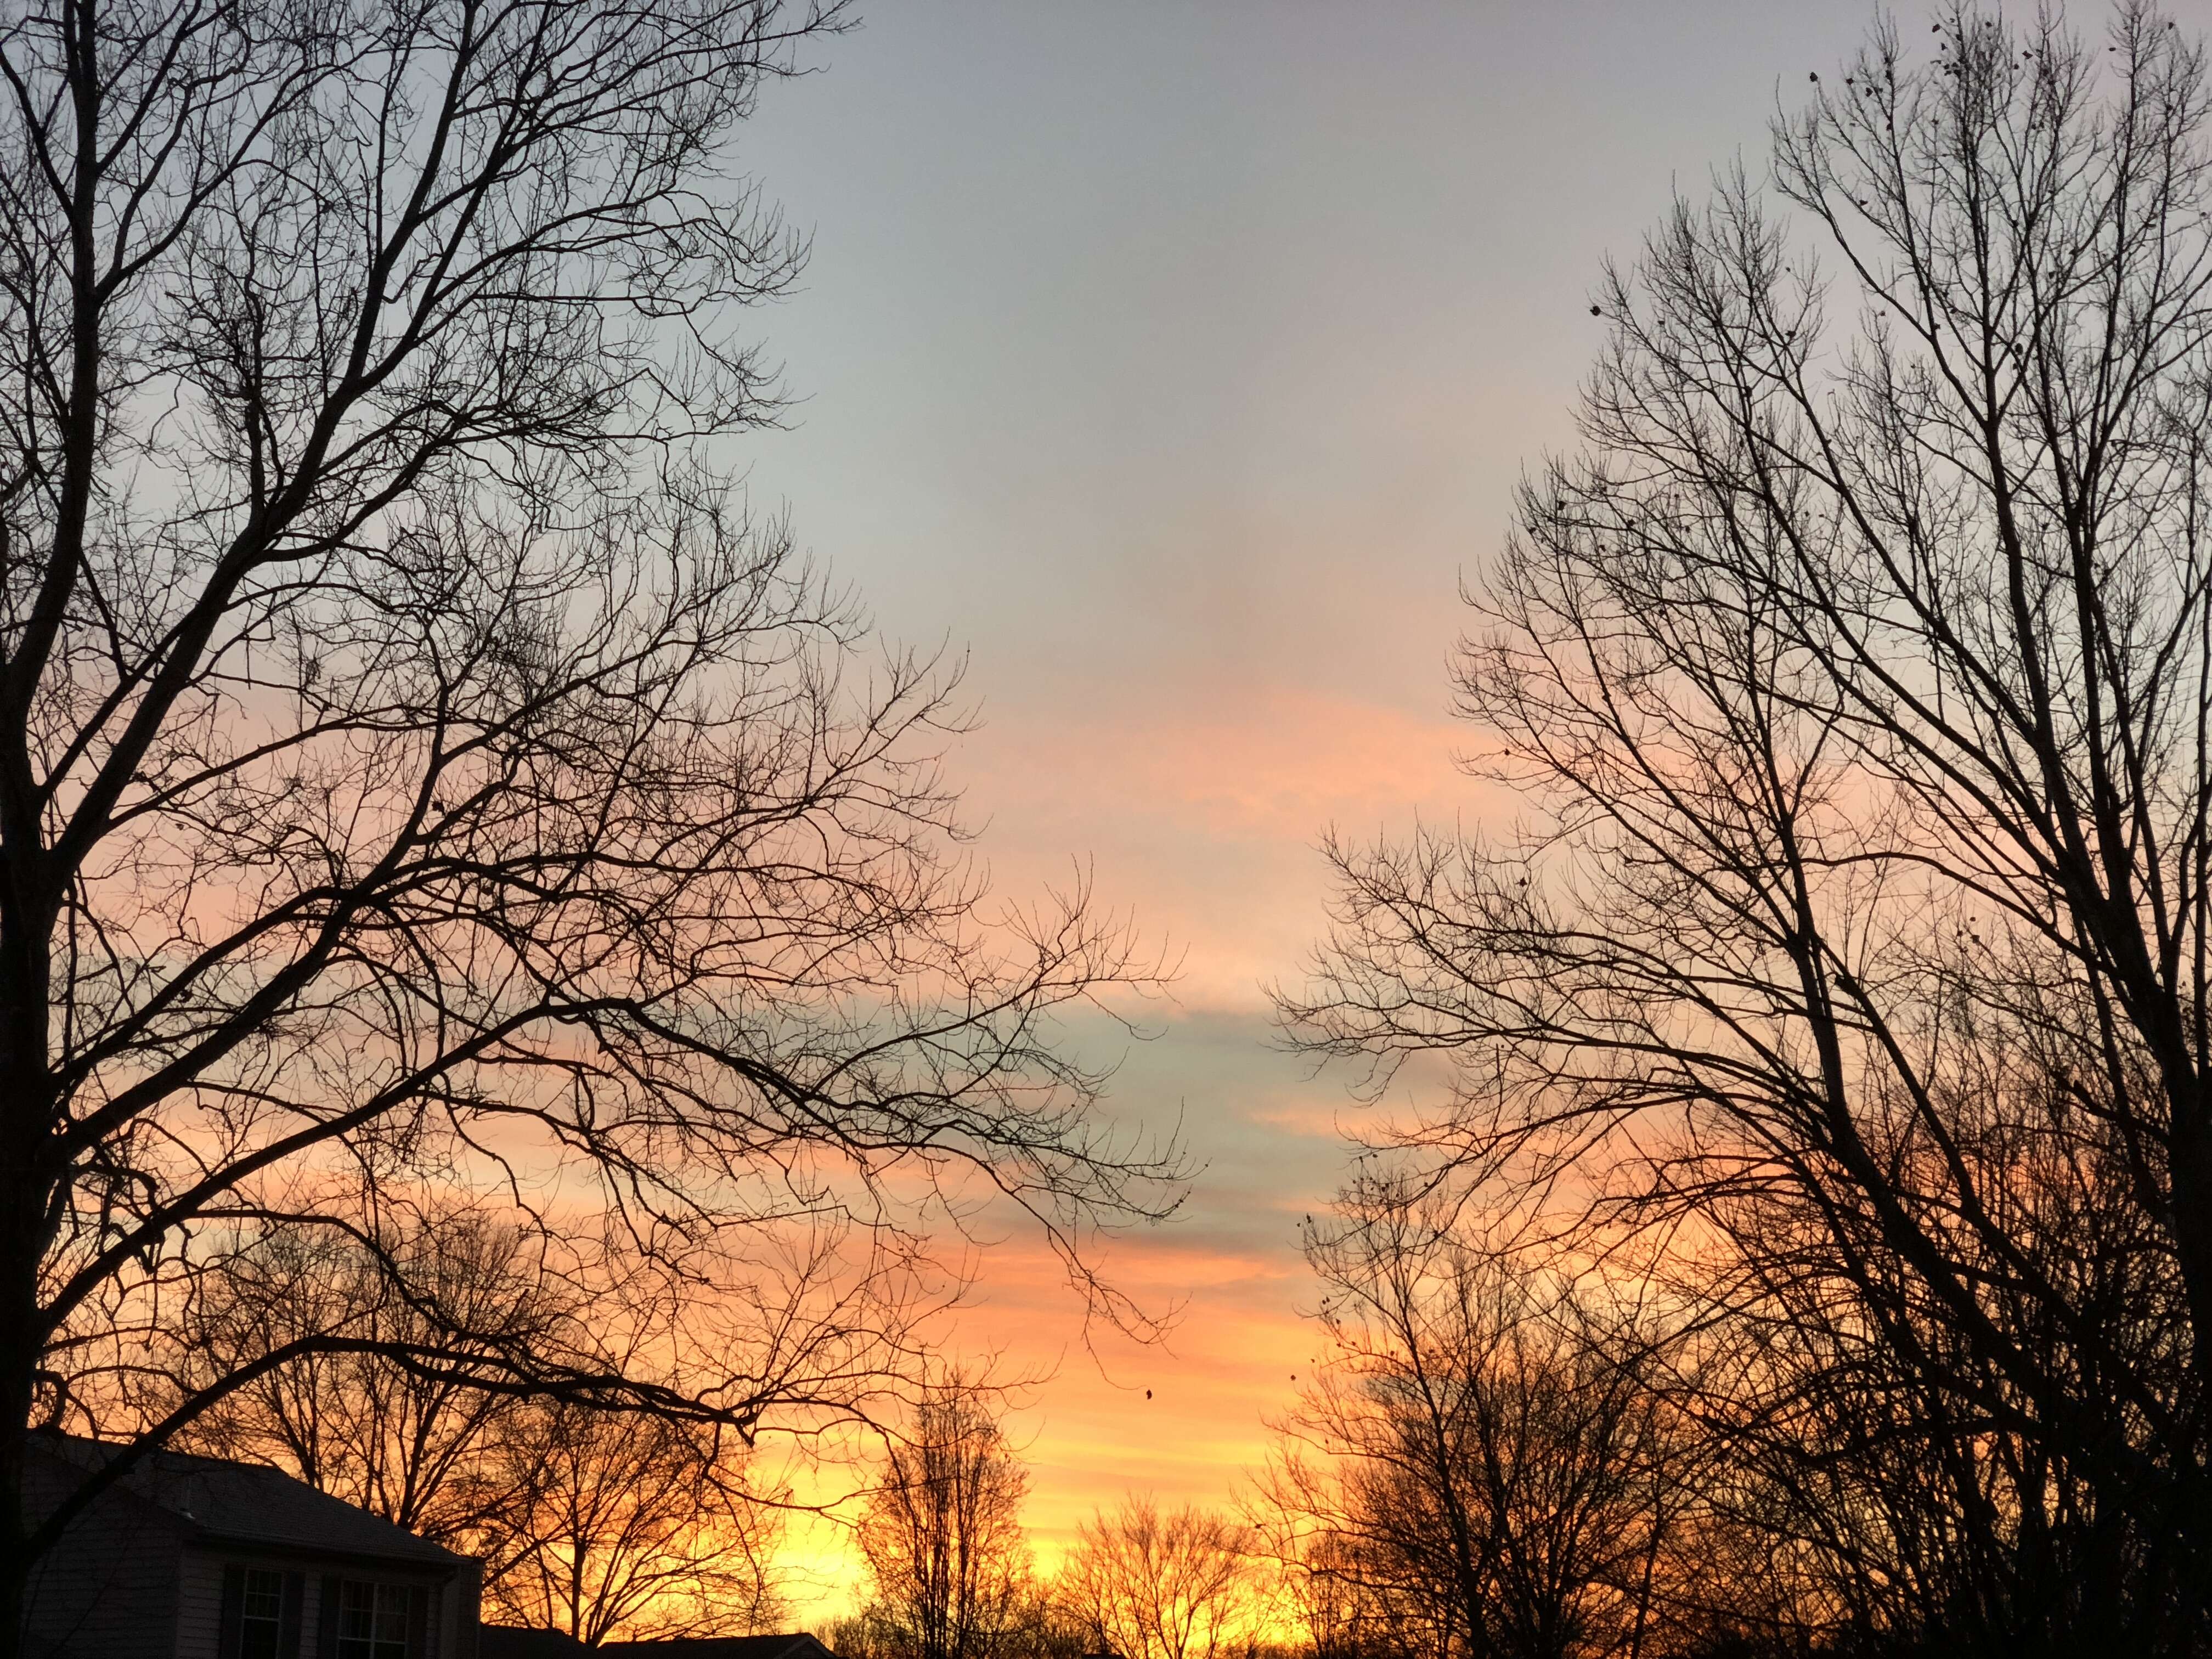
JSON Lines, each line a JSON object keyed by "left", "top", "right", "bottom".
{"left": 30, "top": 1434, "right": 467, "bottom": 1568}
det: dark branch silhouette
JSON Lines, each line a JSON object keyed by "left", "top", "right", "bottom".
{"left": 1281, "top": 3, "right": 2212, "bottom": 1651}
{"left": 0, "top": 1, "right": 1187, "bottom": 1647}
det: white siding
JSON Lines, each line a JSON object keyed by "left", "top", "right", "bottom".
{"left": 172, "top": 1551, "right": 227, "bottom": 1659}
{"left": 24, "top": 1443, "right": 475, "bottom": 1659}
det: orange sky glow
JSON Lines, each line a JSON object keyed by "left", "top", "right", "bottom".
{"left": 708, "top": 0, "right": 2183, "bottom": 1629}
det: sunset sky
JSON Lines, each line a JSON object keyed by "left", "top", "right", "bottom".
{"left": 720, "top": 0, "right": 2174, "bottom": 1618}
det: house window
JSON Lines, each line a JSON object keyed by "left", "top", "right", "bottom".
{"left": 239, "top": 1570, "right": 285, "bottom": 1659}
{"left": 335, "top": 1582, "right": 413, "bottom": 1659}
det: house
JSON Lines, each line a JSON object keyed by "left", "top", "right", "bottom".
{"left": 20, "top": 1432, "right": 481, "bottom": 1659}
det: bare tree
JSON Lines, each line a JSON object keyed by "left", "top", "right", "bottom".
{"left": 1057, "top": 1496, "right": 1253, "bottom": 1659}
{"left": 1256, "top": 1188, "right": 1685, "bottom": 1659}
{"left": 853, "top": 1373, "right": 1035, "bottom": 1659}
{"left": 0, "top": 0, "right": 1187, "bottom": 1649}
{"left": 178, "top": 1207, "right": 568, "bottom": 1543}
{"left": 472, "top": 1399, "right": 786, "bottom": 1644}
{"left": 182, "top": 1214, "right": 789, "bottom": 1641}
{"left": 1261, "top": 1526, "right": 1394, "bottom": 1659}
{"left": 1279, "top": 3, "right": 2212, "bottom": 1650}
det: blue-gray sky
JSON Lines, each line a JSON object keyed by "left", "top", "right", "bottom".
{"left": 726, "top": 0, "right": 2212, "bottom": 1611}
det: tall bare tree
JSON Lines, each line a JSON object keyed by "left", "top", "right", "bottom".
{"left": 178, "top": 1207, "right": 566, "bottom": 1543}
{"left": 1280, "top": 3, "right": 2212, "bottom": 1650}
{"left": 1256, "top": 1189, "right": 1685, "bottom": 1659}
{"left": 1057, "top": 1496, "right": 1253, "bottom": 1659}
{"left": 0, "top": 0, "right": 1186, "bottom": 1648}
{"left": 472, "top": 1400, "right": 787, "bottom": 1644}
{"left": 183, "top": 1214, "right": 792, "bottom": 1641}
{"left": 853, "top": 1373, "right": 1035, "bottom": 1659}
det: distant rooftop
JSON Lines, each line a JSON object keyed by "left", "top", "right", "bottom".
{"left": 605, "top": 1640, "right": 836, "bottom": 1659}
{"left": 481, "top": 1630, "right": 837, "bottom": 1659}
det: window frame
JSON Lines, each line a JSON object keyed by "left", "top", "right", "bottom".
{"left": 238, "top": 1568, "right": 285, "bottom": 1659}
{"left": 319, "top": 1575, "right": 433, "bottom": 1659}
{"left": 218, "top": 1563, "right": 303, "bottom": 1659}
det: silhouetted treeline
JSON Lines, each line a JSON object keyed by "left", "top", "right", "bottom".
{"left": 836, "top": 1375, "right": 1274, "bottom": 1659}
{"left": 180, "top": 1218, "right": 788, "bottom": 1642}
{"left": 1275, "top": 4, "right": 2212, "bottom": 1656}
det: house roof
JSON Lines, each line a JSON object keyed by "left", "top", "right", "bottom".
{"left": 604, "top": 1639, "right": 837, "bottom": 1659}
{"left": 481, "top": 1631, "right": 837, "bottom": 1659}
{"left": 29, "top": 1432, "right": 468, "bottom": 1568}
{"left": 479, "top": 1632, "right": 590, "bottom": 1659}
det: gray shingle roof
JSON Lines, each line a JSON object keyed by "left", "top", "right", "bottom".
{"left": 31, "top": 1433, "right": 467, "bottom": 1567}
{"left": 481, "top": 1631, "right": 837, "bottom": 1659}
{"left": 603, "top": 1638, "right": 836, "bottom": 1659}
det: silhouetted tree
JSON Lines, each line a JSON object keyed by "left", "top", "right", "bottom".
{"left": 0, "top": 0, "right": 1186, "bottom": 1650}
{"left": 1280, "top": 3, "right": 2212, "bottom": 1651}
{"left": 178, "top": 1207, "right": 568, "bottom": 1543}
{"left": 854, "top": 1374, "right": 1035, "bottom": 1659}
{"left": 472, "top": 1399, "right": 786, "bottom": 1644}
{"left": 1256, "top": 1187, "right": 1688, "bottom": 1659}
{"left": 180, "top": 1212, "right": 788, "bottom": 1640}
{"left": 1057, "top": 1496, "right": 1254, "bottom": 1659}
